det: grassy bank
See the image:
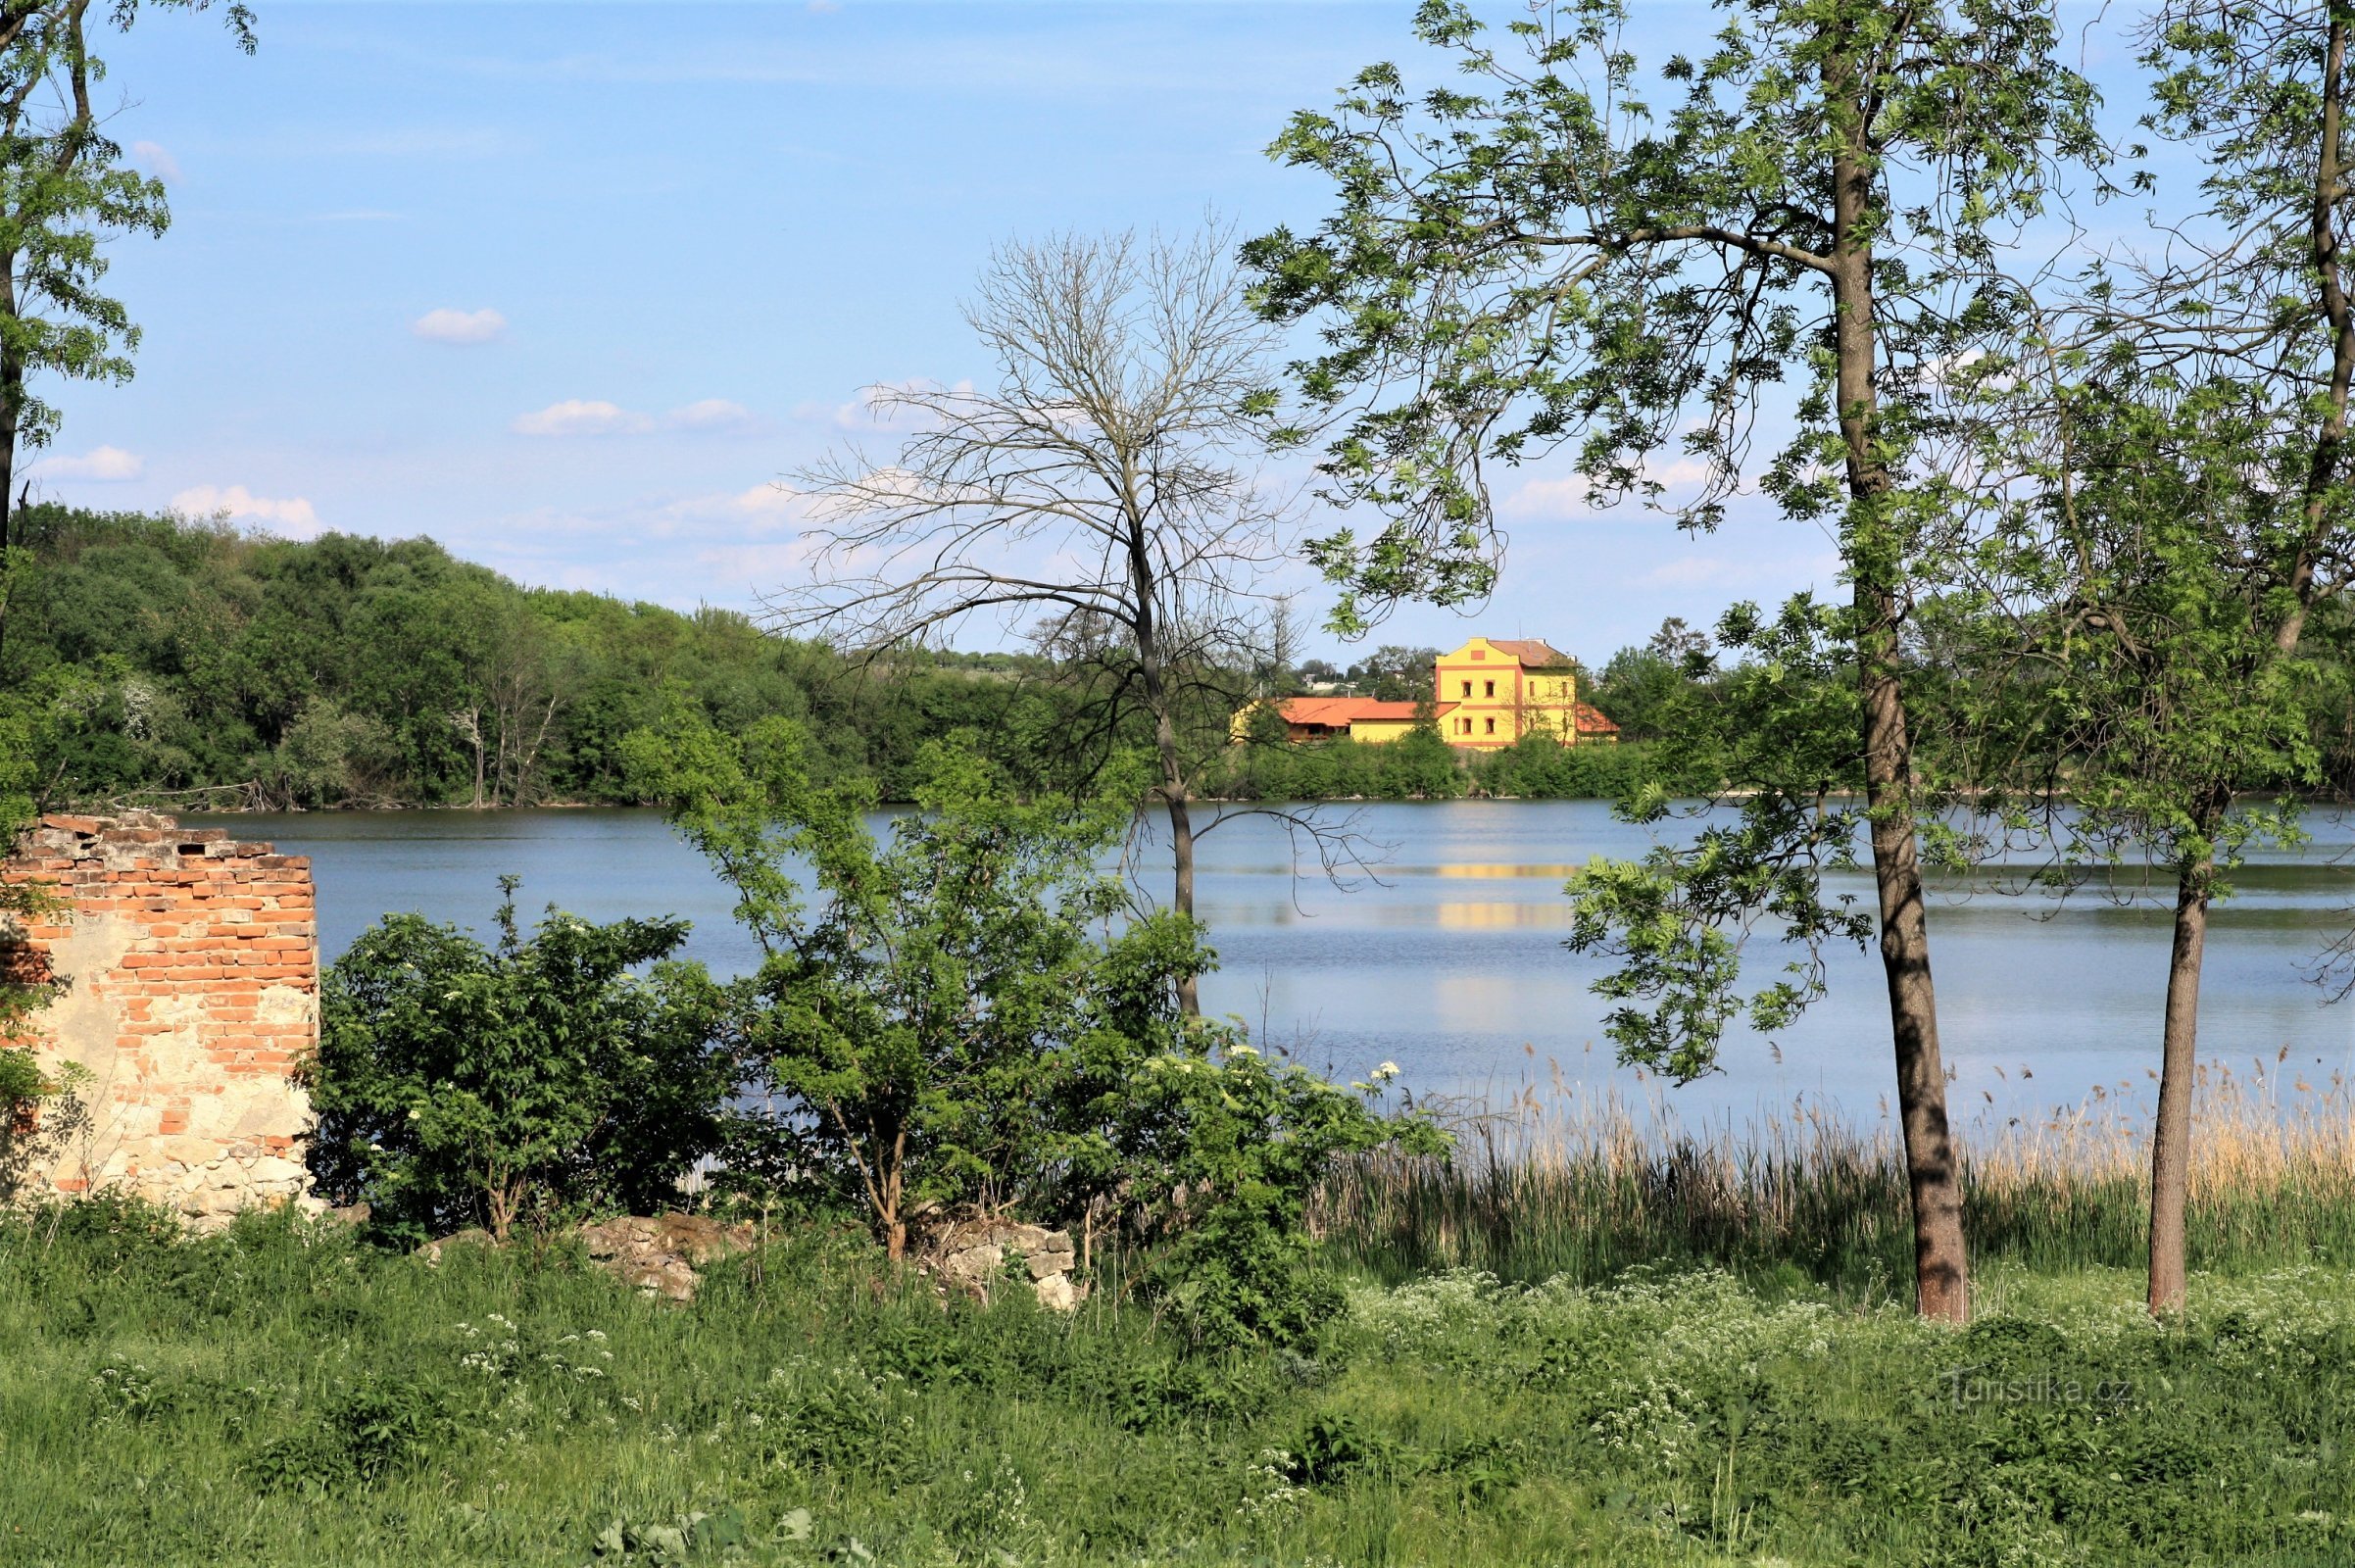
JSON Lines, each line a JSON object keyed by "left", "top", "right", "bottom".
{"left": 9, "top": 1059, "right": 2355, "bottom": 1568}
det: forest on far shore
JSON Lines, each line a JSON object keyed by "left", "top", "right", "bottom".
{"left": 11, "top": 503, "right": 2355, "bottom": 814}
{"left": 0, "top": 505, "right": 1716, "bottom": 811}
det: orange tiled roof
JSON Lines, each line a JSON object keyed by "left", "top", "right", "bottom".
{"left": 1485, "top": 638, "right": 1575, "bottom": 667}
{"left": 1574, "top": 702, "right": 1620, "bottom": 735}
{"left": 1276, "top": 698, "right": 1449, "bottom": 724}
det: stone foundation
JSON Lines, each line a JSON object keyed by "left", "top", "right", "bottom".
{"left": 2, "top": 810, "right": 317, "bottom": 1224}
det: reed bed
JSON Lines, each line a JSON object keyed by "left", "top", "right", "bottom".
{"left": 1318, "top": 1051, "right": 2355, "bottom": 1293}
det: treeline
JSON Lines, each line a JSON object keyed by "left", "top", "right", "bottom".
{"left": 0, "top": 504, "right": 1711, "bottom": 812}
{"left": 0, "top": 506, "right": 1111, "bottom": 809}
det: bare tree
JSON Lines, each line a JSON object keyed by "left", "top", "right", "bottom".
{"left": 779, "top": 227, "right": 1300, "bottom": 1013}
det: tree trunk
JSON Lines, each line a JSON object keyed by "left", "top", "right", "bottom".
{"left": 2148, "top": 858, "right": 2211, "bottom": 1314}
{"left": 1164, "top": 787, "right": 1201, "bottom": 1016}
{"left": 1830, "top": 60, "right": 1969, "bottom": 1323}
{"left": 0, "top": 263, "right": 23, "bottom": 672}
{"left": 1122, "top": 481, "right": 1202, "bottom": 1016}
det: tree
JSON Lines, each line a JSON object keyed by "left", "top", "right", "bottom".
{"left": 304, "top": 880, "right": 733, "bottom": 1246}
{"left": 781, "top": 227, "right": 1298, "bottom": 1013}
{"left": 626, "top": 710, "right": 1438, "bottom": 1342}
{"left": 1957, "top": 1, "right": 2355, "bottom": 1315}
{"left": 1978, "top": 366, "right": 2321, "bottom": 1317}
{"left": 1249, "top": 0, "right": 2097, "bottom": 1320}
{"left": 1356, "top": 644, "right": 1439, "bottom": 702}
{"left": 0, "top": 0, "right": 255, "bottom": 669}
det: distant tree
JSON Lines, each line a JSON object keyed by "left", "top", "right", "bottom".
{"left": 1360, "top": 644, "right": 1438, "bottom": 703}
{"left": 1646, "top": 617, "right": 1712, "bottom": 662}
{"left": 781, "top": 227, "right": 1300, "bottom": 1013}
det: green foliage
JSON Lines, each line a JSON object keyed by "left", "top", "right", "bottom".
{"left": 0, "top": 1, "right": 255, "bottom": 470}
{"left": 304, "top": 882, "right": 733, "bottom": 1246}
{"left": 629, "top": 709, "right": 1438, "bottom": 1342}
{"left": 3, "top": 1203, "right": 2355, "bottom": 1564}
{"left": 1565, "top": 597, "right": 1880, "bottom": 1079}
{"left": 0, "top": 506, "right": 1187, "bottom": 808}
{"left": 1471, "top": 735, "right": 1664, "bottom": 801}
{"left": 1126, "top": 1050, "right": 1442, "bottom": 1348}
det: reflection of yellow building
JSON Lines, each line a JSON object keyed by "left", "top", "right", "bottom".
{"left": 1232, "top": 637, "right": 1620, "bottom": 750}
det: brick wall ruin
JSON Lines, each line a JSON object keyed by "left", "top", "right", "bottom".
{"left": 3, "top": 810, "right": 316, "bottom": 1223}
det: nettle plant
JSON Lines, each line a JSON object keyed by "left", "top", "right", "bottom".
{"left": 627, "top": 710, "right": 1442, "bottom": 1345}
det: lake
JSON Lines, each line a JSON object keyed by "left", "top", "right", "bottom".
{"left": 190, "top": 801, "right": 2355, "bottom": 1133}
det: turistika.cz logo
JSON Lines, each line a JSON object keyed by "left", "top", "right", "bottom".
{"left": 1939, "top": 1366, "right": 2134, "bottom": 1410}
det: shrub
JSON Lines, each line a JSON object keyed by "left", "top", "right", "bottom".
{"left": 304, "top": 881, "right": 733, "bottom": 1246}
{"left": 629, "top": 710, "right": 1444, "bottom": 1343}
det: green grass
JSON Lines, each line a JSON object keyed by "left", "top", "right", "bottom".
{"left": 5, "top": 1196, "right": 2355, "bottom": 1566}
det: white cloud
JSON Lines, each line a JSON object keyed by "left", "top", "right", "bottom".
{"left": 172, "top": 484, "right": 321, "bottom": 537}
{"left": 131, "top": 140, "right": 180, "bottom": 183}
{"left": 649, "top": 482, "right": 809, "bottom": 536}
{"left": 413, "top": 307, "right": 507, "bottom": 345}
{"left": 511, "top": 398, "right": 653, "bottom": 436}
{"left": 1497, "top": 476, "right": 1593, "bottom": 520}
{"left": 32, "top": 445, "right": 143, "bottom": 482}
{"left": 1638, "top": 550, "right": 1841, "bottom": 591}
{"left": 793, "top": 378, "right": 972, "bottom": 430}
{"left": 665, "top": 398, "right": 757, "bottom": 432}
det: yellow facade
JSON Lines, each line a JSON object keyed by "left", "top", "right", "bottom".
{"left": 1347, "top": 716, "right": 1420, "bottom": 744}
{"left": 1431, "top": 637, "right": 1585, "bottom": 750}
{"left": 1232, "top": 637, "right": 1613, "bottom": 748}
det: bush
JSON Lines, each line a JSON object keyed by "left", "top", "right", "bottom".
{"left": 629, "top": 710, "right": 1444, "bottom": 1343}
{"left": 304, "top": 882, "right": 733, "bottom": 1246}
{"left": 1472, "top": 735, "right": 1668, "bottom": 799}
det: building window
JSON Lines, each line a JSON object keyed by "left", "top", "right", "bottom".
{"left": 1459, "top": 680, "right": 1472, "bottom": 697}
{"left": 1458, "top": 716, "right": 1472, "bottom": 735}
{"left": 1484, "top": 680, "right": 1495, "bottom": 698}
{"left": 1485, "top": 717, "right": 1496, "bottom": 734}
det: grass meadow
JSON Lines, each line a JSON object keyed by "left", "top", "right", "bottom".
{"left": 5, "top": 1063, "right": 2355, "bottom": 1567}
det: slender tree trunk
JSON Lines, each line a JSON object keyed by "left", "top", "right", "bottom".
{"left": 1123, "top": 488, "right": 1202, "bottom": 1016}
{"left": 2148, "top": 854, "right": 2212, "bottom": 1314}
{"left": 1830, "top": 70, "right": 1969, "bottom": 1323}
{"left": 0, "top": 263, "right": 22, "bottom": 672}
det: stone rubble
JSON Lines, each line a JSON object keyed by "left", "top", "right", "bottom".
{"left": 923, "top": 1216, "right": 1085, "bottom": 1311}
{"left": 415, "top": 1213, "right": 757, "bottom": 1303}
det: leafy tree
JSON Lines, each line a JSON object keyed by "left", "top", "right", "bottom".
{"left": 626, "top": 709, "right": 1438, "bottom": 1344}
{"left": 624, "top": 710, "right": 1206, "bottom": 1259}
{"left": 1980, "top": 368, "right": 2323, "bottom": 1316}
{"left": 0, "top": 0, "right": 255, "bottom": 663}
{"left": 1943, "top": 1, "right": 2355, "bottom": 1315}
{"left": 1248, "top": 0, "right": 2099, "bottom": 1320}
{"left": 1356, "top": 644, "right": 1439, "bottom": 702}
{"left": 304, "top": 880, "right": 733, "bottom": 1246}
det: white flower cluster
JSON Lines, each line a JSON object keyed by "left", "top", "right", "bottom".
{"left": 1237, "top": 1447, "right": 1308, "bottom": 1518}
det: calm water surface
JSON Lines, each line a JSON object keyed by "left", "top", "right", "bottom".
{"left": 190, "top": 802, "right": 2355, "bottom": 1129}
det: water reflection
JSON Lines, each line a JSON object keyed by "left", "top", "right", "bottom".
{"left": 192, "top": 800, "right": 2355, "bottom": 1129}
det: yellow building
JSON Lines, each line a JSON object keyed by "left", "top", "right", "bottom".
{"left": 1432, "top": 637, "right": 1613, "bottom": 750}
{"left": 1232, "top": 637, "right": 1620, "bottom": 749}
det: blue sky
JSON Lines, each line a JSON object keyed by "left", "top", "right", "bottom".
{"left": 38, "top": 0, "right": 2134, "bottom": 666}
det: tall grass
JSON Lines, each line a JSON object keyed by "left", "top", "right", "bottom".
{"left": 1318, "top": 1053, "right": 2355, "bottom": 1293}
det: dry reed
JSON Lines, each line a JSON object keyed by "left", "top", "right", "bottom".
{"left": 1319, "top": 1051, "right": 2355, "bottom": 1293}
